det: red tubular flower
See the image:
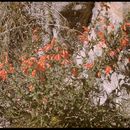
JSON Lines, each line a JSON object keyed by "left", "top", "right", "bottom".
{"left": 82, "top": 26, "right": 89, "bottom": 33}
{"left": 96, "top": 71, "right": 101, "bottom": 78}
{"left": 46, "top": 63, "right": 51, "bottom": 68}
{"left": 78, "top": 34, "right": 88, "bottom": 43}
{"left": 121, "top": 22, "right": 130, "bottom": 31}
{"left": 97, "top": 31, "right": 105, "bottom": 40}
{"left": 50, "top": 37, "right": 56, "bottom": 45}
{"left": 60, "top": 50, "right": 69, "bottom": 59}
{"left": 71, "top": 68, "right": 78, "bottom": 77}
{"left": 55, "top": 47, "right": 62, "bottom": 52}
{"left": 109, "top": 23, "right": 114, "bottom": 29}
{"left": 22, "top": 57, "right": 36, "bottom": 69}
{"left": 42, "top": 43, "right": 53, "bottom": 52}
{"left": 49, "top": 54, "right": 55, "bottom": 60}
{"left": 61, "top": 59, "right": 71, "bottom": 65}
{"left": 116, "top": 47, "right": 122, "bottom": 53}
{"left": 39, "top": 55, "right": 47, "bottom": 62}
{"left": 54, "top": 54, "right": 61, "bottom": 61}
{"left": 121, "top": 24, "right": 126, "bottom": 31}
{"left": 37, "top": 61, "right": 46, "bottom": 72}
{"left": 41, "top": 37, "right": 56, "bottom": 52}
{"left": 31, "top": 70, "right": 37, "bottom": 77}
{"left": 120, "top": 37, "right": 129, "bottom": 47}
{"left": 109, "top": 50, "right": 116, "bottom": 57}
{"left": 45, "top": 54, "right": 55, "bottom": 61}
{"left": 0, "top": 69, "right": 7, "bottom": 81}
{"left": 21, "top": 67, "right": 29, "bottom": 75}
{"left": 125, "top": 23, "right": 130, "bottom": 26}
{"left": 84, "top": 63, "right": 94, "bottom": 69}
{"left": 29, "top": 57, "right": 36, "bottom": 62}
{"left": 105, "top": 66, "right": 112, "bottom": 75}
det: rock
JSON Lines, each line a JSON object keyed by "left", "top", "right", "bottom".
{"left": 92, "top": 2, "right": 130, "bottom": 24}
{"left": 52, "top": 2, "right": 95, "bottom": 31}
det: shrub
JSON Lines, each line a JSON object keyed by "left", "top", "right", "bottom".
{"left": 0, "top": 2, "right": 130, "bottom": 128}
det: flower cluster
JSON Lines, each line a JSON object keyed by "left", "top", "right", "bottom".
{"left": 21, "top": 37, "right": 71, "bottom": 80}
{"left": 0, "top": 52, "right": 15, "bottom": 81}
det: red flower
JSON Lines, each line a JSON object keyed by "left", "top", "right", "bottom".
{"left": 55, "top": 47, "right": 62, "bottom": 52}
{"left": 96, "top": 71, "right": 101, "bottom": 78}
{"left": 78, "top": 34, "right": 88, "bottom": 43}
{"left": 121, "top": 23, "right": 127, "bottom": 31}
{"left": 105, "top": 66, "right": 112, "bottom": 75}
{"left": 125, "top": 23, "right": 130, "bottom": 26}
{"left": 60, "top": 50, "right": 69, "bottom": 59}
{"left": 97, "top": 31, "right": 105, "bottom": 40}
{"left": 50, "top": 37, "right": 56, "bottom": 45}
{"left": 37, "top": 62, "right": 46, "bottom": 72}
{"left": 39, "top": 55, "right": 47, "bottom": 62}
{"left": 61, "top": 59, "right": 71, "bottom": 65}
{"left": 71, "top": 68, "right": 78, "bottom": 77}
{"left": 42, "top": 43, "right": 53, "bottom": 52}
{"left": 31, "top": 70, "right": 37, "bottom": 77}
{"left": 82, "top": 26, "right": 89, "bottom": 33}
{"left": 116, "top": 47, "right": 122, "bottom": 53}
{"left": 0, "top": 69, "right": 7, "bottom": 81}
{"left": 46, "top": 63, "right": 51, "bottom": 68}
{"left": 45, "top": 54, "right": 54, "bottom": 61}
{"left": 21, "top": 67, "right": 29, "bottom": 75}
{"left": 54, "top": 54, "right": 61, "bottom": 61}
{"left": 109, "top": 23, "right": 114, "bottom": 29}
{"left": 29, "top": 57, "right": 36, "bottom": 62}
{"left": 109, "top": 50, "right": 116, "bottom": 57}
{"left": 22, "top": 57, "right": 36, "bottom": 69}
{"left": 84, "top": 63, "right": 93, "bottom": 69}
{"left": 41, "top": 37, "right": 56, "bottom": 52}
{"left": 120, "top": 37, "right": 129, "bottom": 47}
